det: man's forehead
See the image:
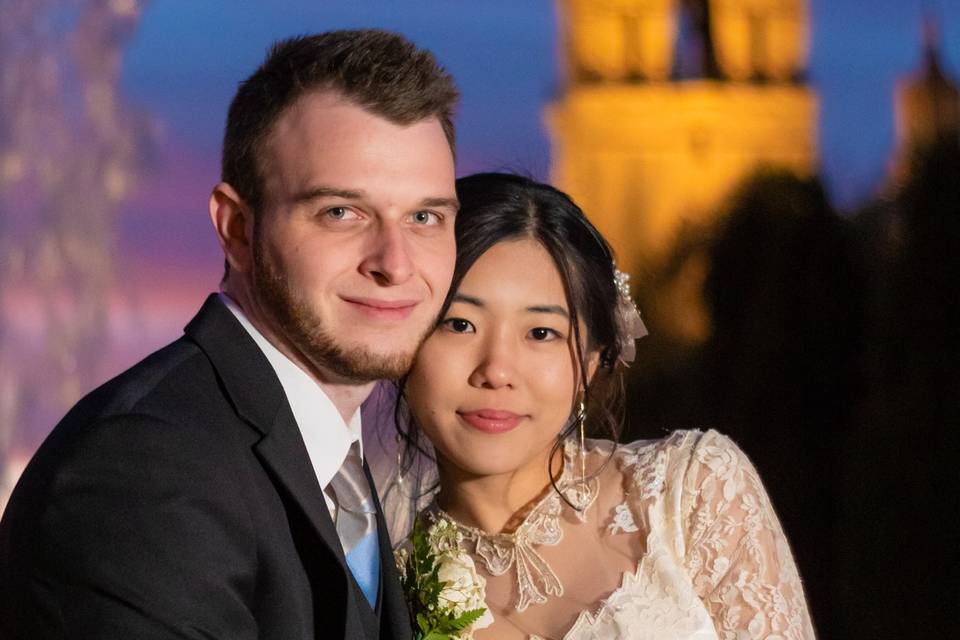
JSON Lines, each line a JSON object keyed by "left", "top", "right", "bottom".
{"left": 255, "top": 87, "right": 453, "bottom": 205}
{"left": 281, "top": 87, "right": 353, "bottom": 119}
{"left": 269, "top": 88, "right": 444, "bottom": 145}
{"left": 264, "top": 89, "right": 358, "bottom": 149}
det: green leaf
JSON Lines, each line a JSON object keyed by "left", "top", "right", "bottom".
{"left": 449, "top": 608, "right": 485, "bottom": 631}
{"left": 416, "top": 612, "right": 430, "bottom": 633}
{"left": 401, "top": 515, "right": 488, "bottom": 640}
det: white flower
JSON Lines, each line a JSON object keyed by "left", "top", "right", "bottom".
{"left": 427, "top": 517, "right": 462, "bottom": 553}
{"left": 436, "top": 550, "right": 494, "bottom": 635}
{"left": 393, "top": 547, "right": 409, "bottom": 572}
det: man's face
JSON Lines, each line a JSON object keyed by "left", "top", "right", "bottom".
{"left": 251, "top": 90, "right": 457, "bottom": 382}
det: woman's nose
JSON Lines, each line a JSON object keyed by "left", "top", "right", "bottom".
{"left": 468, "top": 335, "right": 516, "bottom": 389}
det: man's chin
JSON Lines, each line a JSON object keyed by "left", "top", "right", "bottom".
{"left": 314, "top": 345, "right": 417, "bottom": 382}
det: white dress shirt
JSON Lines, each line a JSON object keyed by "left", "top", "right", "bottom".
{"left": 220, "top": 293, "right": 362, "bottom": 515}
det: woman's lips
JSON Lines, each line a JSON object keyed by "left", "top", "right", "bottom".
{"left": 457, "top": 409, "right": 525, "bottom": 434}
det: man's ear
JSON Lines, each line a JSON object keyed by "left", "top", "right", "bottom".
{"left": 208, "top": 182, "right": 255, "bottom": 275}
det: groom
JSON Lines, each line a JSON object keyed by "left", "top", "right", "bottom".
{"left": 0, "top": 30, "right": 458, "bottom": 639}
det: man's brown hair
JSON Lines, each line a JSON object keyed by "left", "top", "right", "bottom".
{"left": 221, "top": 29, "right": 459, "bottom": 213}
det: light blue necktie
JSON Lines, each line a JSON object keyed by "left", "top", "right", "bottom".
{"left": 328, "top": 441, "right": 380, "bottom": 607}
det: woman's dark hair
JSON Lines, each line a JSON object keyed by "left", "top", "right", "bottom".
{"left": 397, "top": 173, "right": 627, "bottom": 506}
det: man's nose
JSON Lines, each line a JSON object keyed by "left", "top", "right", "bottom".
{"left": 358, "top": 222, "right": 413, "bottom": 285}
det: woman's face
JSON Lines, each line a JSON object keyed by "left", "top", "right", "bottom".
{"left": 405, "top": 237, "right": 593, "bottom": 479}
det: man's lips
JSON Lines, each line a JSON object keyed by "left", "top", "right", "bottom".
{"left": 457, "top": 409, "right": 527, "bottom": 434}
{"left": 341, "top": 296, "right": 420, "bottom": 320}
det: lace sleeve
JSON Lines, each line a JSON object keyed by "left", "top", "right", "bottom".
{"left": 679, "top": 430, "right": 816, "bottom": 640}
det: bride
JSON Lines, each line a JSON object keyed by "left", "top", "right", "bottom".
{"left": 386, "top": 173, "right": 815, "bottom": 639}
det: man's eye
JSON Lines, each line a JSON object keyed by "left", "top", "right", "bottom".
{"left": 529, "top": 327, "right": 560, "bottom": 341}
{"left": 411, "top": 210, "right": 440, "bottom": 225}
{"left": 326, "top": 207, "right": 358, "bottom": 220}
{"left": 442, "top": 318, "right": 475, "bottom": 333}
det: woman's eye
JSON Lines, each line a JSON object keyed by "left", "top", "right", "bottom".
{"left": 442, "top": 318, "right": 475, "bottom": 333}
{"left": 529, "top": 327, "right": 560, "bottom": 341}
{"left": 411, "top": 210, "right": 440, "bottom": 225}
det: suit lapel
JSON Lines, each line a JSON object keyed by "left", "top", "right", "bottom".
{"left": 185, "top": 295, "right": 406, "bottom": 639}
{"left": 254, "top": 402, "right": 347, "bottom": 567}
{"left": 184, "top": 295, "right": 348, "bottom": 571}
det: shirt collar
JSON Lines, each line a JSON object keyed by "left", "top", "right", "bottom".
{"left": 219, "top": 293, "right": 362, "bottom": 489}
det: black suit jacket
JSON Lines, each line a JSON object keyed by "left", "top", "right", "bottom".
{"left": 0, "top": 295, "right": 412, "bottom": 640}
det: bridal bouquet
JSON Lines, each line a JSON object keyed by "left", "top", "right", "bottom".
{"left": 395, "top": 515, "right": 493, "bottom": 640}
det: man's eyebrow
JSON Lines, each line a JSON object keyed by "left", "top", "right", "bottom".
{"left": 527, "top": 305, "right": 569, "bottom": 319}
{"left": 420, "top": 197, "right": 460, "bottom": 211}
{"left": 289, "top": 186, "right": 365, "bottom": 204}
{"left": 287, "top": 188, "right": 458, "bottom": 211}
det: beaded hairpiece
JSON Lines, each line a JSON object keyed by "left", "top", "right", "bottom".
{"left": 613, "top": 268, "right": 648, "bottom": 365}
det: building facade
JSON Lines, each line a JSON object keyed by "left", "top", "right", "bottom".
{"left": 547, "top": 0, "right": 818, "bottom": 339}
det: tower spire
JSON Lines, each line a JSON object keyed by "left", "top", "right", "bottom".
{"left": 921, "top": 11, "right": 947, "bottom": 84}
{"left": 891, "top": 10, "right": 960, "bottom": 180}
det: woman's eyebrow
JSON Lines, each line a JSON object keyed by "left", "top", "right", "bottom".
{"left": 451, "top": 293, "right": 484, "bottom": 307}
{"left": 527, "top": 305, "right": 569, "bottom": 318}
{"left": 451, "top": 294, "right": 568, "bottom": 318}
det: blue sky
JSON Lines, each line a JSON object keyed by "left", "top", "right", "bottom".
{"left": 121, "top": 0, "right": 960, "bottom": 208}
{"left": 105, "top": 0, "right": 960, "bottom": 299}
{"left": 121, "top": 1, "right": 559, "bottom": 178}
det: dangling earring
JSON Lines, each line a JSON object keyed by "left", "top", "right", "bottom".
{"left": 576, "top": 399, "right": 587, "bottom": 493}
{"left": 395, "top": 433, "right": 406, "bottom": 487}
{"left": 566, "top": 397, "right": 597, "bottom": 518}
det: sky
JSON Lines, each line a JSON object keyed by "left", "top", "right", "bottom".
{"left": 115, "top": 0, "right": 960, "bottom": 283}
{"left": 4, "top": 0, "right": 960, "bottom": 463}
{"left": 120, "top": 0, "right": 960, "bottom": 198}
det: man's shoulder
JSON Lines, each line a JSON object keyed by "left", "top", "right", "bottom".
{"left": 29, "top": 330, "right": 246, "bottom": 471}
{"left": 2, "top": 332, "right": 256, "bottom": 524}
{"left": 20, "top": 339, "right": 212, "bottom": 464}
{"left": 73, "top": 292, "right": 255, "bottom": 425}
{"left": 20, "top": 295, "right": 274, "bottom": 486}
{"left": 72, "top": 335, "right": 212, "bottom": 424}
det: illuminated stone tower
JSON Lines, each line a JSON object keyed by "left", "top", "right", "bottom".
{"left": 548, "top": 0, "right": 818, "bottom": 277}
{"left": 892, "top": 17, "right": 960, "bottom": 181}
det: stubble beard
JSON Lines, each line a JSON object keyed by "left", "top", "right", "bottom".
{"left": 251, "top": 238, "right": 426, "bottom": 383}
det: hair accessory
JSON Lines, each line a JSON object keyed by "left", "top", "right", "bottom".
{"left": 613, "top": 267, "right": 648, "bottom": 365}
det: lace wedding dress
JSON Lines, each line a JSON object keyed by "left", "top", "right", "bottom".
{"left": 403, "top": 430, "right": 815, "bottom": 640}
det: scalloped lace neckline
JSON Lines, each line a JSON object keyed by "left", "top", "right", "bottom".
{"left": 431, "top": 440, "right": 600, "bottom": 612}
